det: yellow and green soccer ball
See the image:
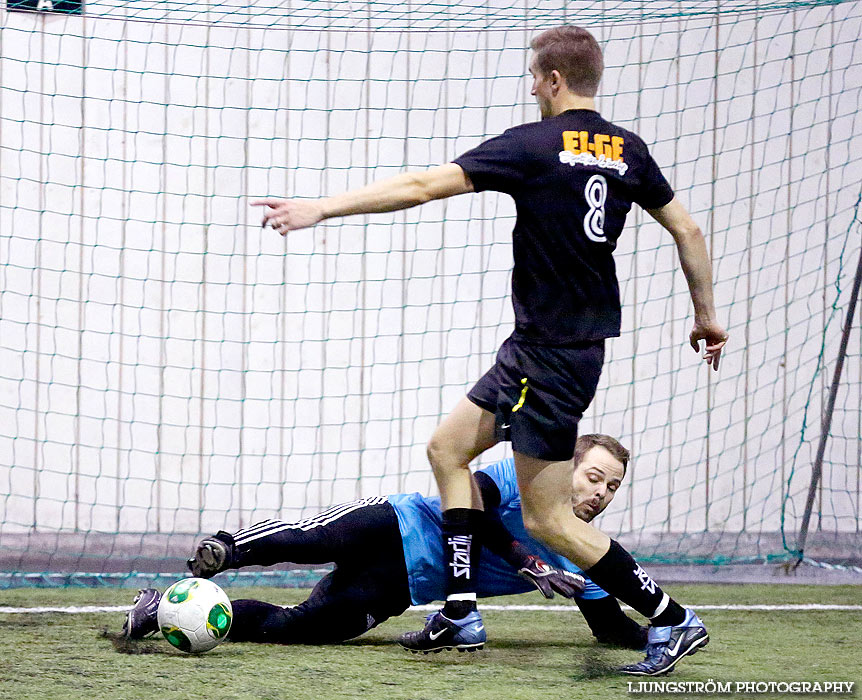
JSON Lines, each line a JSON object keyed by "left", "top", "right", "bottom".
{"left": 157, "top": 577, "right": 232, "bottom": 653}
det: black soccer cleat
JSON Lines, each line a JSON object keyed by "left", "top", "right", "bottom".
{"left": 187, "top": 530, "right": 237, "bottom": 578}
{"left": 122, "top": 588, "right": 161, "bottom": 639}
{"left": 618, "top": 609, "right": 709, "bottom": 676}
{"left": 398, "top": 610, "right": 486, "bottom": 654}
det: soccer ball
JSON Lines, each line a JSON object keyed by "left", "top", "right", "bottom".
{"left": 157, "top": 577, "right": 233, "bottom": 653}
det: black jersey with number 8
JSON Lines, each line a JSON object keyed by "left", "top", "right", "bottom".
{"left": 453, "top": 108, "right": 674, "bottom": 345}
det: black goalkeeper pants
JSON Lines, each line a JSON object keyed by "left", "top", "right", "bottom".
{"left": 225, "top": 497, "right": 413, "bottom": 644}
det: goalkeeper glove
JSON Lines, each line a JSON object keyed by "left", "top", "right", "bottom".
{"left": 187, "top": 531, "right": 237, "bottom": 578}
{"left": 518, "top": 555, "right": 586, "bottom": 599}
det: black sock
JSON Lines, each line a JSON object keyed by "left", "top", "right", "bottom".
{"left": 651, "top": 600, "right": 687, "bottom": 627}
{"left": 440, "top": 508, "right": 482, "bottom": 619}
{"left": 584, "top": 540, "right": 686, "bottom": 626}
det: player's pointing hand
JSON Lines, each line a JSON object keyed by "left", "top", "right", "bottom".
{"left": 251, "top": 198, "right": 325, "bottom": 235}
{"left": 689, "top": 321, "right": 728, "bottom": 371}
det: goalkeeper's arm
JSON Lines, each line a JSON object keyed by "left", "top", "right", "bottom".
{"left": 474, "top": 472, "right": 585, "bottom": 599}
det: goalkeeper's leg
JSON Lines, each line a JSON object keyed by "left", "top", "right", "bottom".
{"left": 123, "top": 566, "right": 410, "bottom": 645}
{"left": 188, "top": 497, "right": 396, "bottom": 578}
{"left": 229, "top": 564, "right": 412, "bottom": 644}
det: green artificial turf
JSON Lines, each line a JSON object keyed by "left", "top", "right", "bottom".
{"left": 0, "top": 584, "right": 859, "bottom": 700}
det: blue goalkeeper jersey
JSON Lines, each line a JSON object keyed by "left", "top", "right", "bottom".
{"left": 387, "top": 457, "right": 609, "bottom": 605}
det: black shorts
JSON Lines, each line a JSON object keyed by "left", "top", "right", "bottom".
{"left": 467, "top": 335, "right": 605, "bottom": 461}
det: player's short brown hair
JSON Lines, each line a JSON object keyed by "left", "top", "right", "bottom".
{"left": 530, "top": 26, "right": 604, "bottom": 97}
{"left": 573, "top": 434, "right": 630, "bottom": 476}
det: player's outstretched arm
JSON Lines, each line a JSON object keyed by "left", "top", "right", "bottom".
{"left": 251, "top": 163, "right": 474, "bottom": 236}
{"left": 647, "top": 197, "right": 729, "bottom": 370}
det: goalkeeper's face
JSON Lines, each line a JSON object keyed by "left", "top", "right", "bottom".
{"left": 571, "top": 446, "right": 625, "bottom": 522}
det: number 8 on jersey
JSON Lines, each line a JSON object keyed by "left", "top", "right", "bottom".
{"left": 583, "top": 174, "right": 607, "bottom": 243}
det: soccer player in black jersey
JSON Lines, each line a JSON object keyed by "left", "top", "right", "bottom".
{"left": 252, "top": 26, "right": 728, "bottom": 676}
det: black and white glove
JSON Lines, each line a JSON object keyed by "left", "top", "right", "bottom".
{"left": 518, "top": 554, "right": 586, "bottom": 599}
{"left": 187, "top": 530, "right": 236, "bottom": 579}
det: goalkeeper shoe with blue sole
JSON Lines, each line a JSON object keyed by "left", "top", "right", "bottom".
{"left": 122, "top": 588, "right": 161, "bottom": 639}
{"left": 618, "top": 609, "right": 709, "bottom": 676}
{"left": 398, "top": 610, "right": 486, "bottom": 653}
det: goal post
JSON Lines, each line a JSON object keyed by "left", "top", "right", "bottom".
{"left": 1, "top": 0, "right": 860, "bottom": 586}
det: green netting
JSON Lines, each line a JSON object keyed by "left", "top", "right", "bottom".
{"left": 3, "top": 0, "right": 852, "bottom": 30}
{"left": 0, "top": 0, "right": 860, "bottom": 587}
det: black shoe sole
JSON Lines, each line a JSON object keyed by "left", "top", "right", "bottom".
{"left": 401, "top": 643, "right": 485, "bottom": 654}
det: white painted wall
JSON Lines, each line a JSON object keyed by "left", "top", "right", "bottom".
{"left": 0, "top": 2, "right": 860, "bottom": 561}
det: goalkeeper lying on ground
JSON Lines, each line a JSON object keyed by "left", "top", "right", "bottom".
{"left": 124, "top": 433, "right": 646, "bottom": 650}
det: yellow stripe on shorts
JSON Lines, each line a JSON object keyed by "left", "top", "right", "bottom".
{"left": 511, "top": 377, "right": 529, "bottom": 412}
